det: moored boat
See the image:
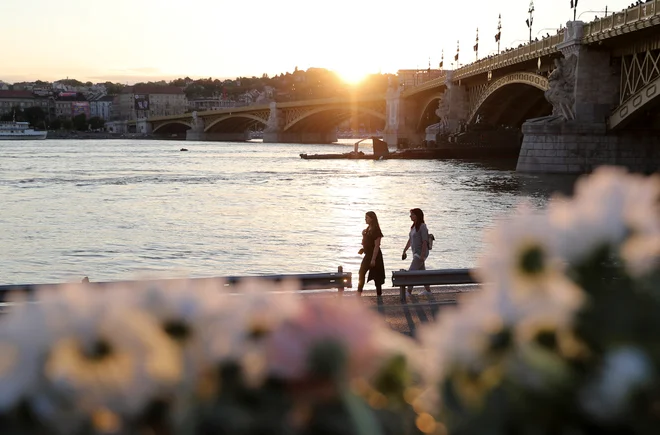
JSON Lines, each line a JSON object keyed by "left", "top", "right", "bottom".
{"left": 0, "top": 121, "right": 48, "bottom": 140}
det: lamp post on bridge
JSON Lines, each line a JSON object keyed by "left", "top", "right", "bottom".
{"left": 570, "top": 0, "right": 578, "bottom": 21}
{"left": 474, "top": 28, "right": 479, "bottom": 61}
{"left": 526, "top": 0, "right": 535, "bottom": 43}
{"left": 495, "top": 14, "right": 502, "bottom": 54}
{"left": 454, "top": 40, "right": 460, "bottom": 68}
{"left": 439, "top": 49, "right": 444, "bottom": 69}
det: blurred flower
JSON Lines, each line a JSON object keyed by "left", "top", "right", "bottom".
{"left": 580, "top": 347, "right": 653, "bottom": 421}
{"left": 207, "top": 278, "right": 303, "bottom": 385}
{"left": 550, "top": 167, "right": 660, "bottom": 266}
{"left": 0, "top": 301, "right": 47, "bottom": 412}
{"left": 39, "top": 286, "right": 181, "bottom": 418}
{"left": 124, "top": 278, "right": 229, "bottom": 385}
{"left": 475, "top": 204, "right": 565, "bottom": 294}
{"left": 265, "top": 296, "right": 396, "bottom": 384}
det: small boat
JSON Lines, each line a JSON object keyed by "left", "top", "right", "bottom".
{"left": 300, "top": 137, "right": 390, "bottom": 160}
{"left": 0, "top": 120, "right": 47, "bottom": 140}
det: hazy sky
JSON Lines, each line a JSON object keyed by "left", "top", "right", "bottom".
{"left": 1, "top": 0, "right": 634, "bottom": 84}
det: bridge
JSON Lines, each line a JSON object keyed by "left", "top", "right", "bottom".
{"left": 144, "top": 2, "right": 660, "bottom": 173}
{"left": 386, "top": 1, "right": 660, "bottom": 173}
{"left": 145, "top": 95, "right": 386, "bottom": 144}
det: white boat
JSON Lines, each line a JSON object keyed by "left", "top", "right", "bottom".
{"left": 0, "top": 121, "right": 48, "bottom": 140}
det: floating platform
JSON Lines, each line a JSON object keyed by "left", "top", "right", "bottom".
{"left": 300, "top": 146, "right": 521, "bottom": 160}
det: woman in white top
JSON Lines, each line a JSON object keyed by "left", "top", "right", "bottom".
{"left": 401, "top": 208, "right": 431, "bottom": 295}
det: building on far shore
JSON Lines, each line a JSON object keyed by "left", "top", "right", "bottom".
{"left": 90, "top": 95, "right": 113, "bottom": 121}
{"left": 112, "top": 85, "right": 187, "bottom": 121}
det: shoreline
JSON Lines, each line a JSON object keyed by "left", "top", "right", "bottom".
{"left": 45, "top": 131, "right": 165, "bottom": 140}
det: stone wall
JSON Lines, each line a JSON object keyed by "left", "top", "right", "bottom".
{"left": 517, "top": 119, "right": 660, "bottom": 173}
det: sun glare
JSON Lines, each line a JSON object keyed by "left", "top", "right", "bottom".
{"left": 336, "top": 68, "right": 371, "bottom": 85}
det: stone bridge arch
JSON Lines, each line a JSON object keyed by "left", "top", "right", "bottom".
{"left": 152, "top": 120, "right": 193, "bottom": 134}
{"left": 283, "top": 105, "right": 386, "bottom": 132}
{"left": 415, "top": 92, "right": 445, "bottom": 132}
{"left": 467, "top": 72, "right": 550, "bottom": 126}
{"left": 204, "top": 113, "right": 270, "bottom": 132}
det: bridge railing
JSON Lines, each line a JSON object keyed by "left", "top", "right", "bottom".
{"left": 402, "top": 32, "right": 564, "bottom": 98}
{"left": 453, "top": 32, "right": 564, "bottom": 81}
{"left": 582, "top": 0, "right": 659, "bottom": 38}
{"left": 404, "top": 2, "right": 659, "bottom": 96}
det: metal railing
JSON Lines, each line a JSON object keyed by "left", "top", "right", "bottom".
{"left": 0, "top": 266, "right": 353, "bottom": 304}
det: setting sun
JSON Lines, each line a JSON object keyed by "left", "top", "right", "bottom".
{"left": 335, "top": 68, "right": 372, "bottom": 85}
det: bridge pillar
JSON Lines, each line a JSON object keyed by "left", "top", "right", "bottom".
{"left": 186, "top": 113, "right": 205, "bottom": 141}
{"left": 262, "top": 102, "right": 337, "bottom": 143}
{"left": 383, "top": 85, "right": 421, "bottom": 148}
{"left": 439, "top": 72, "right": 469, "bottom": 134}
{"left": 136, "top": 118, "right": 152, "bottom": 135}
{"left": 263, "top": 102, "right": 283, "bottom": 143}
{"left": 517, "top": 20, "right": 660, "bottom": 174}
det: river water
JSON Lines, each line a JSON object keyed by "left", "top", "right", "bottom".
{"left": 0, "top": 139, "right": 578, "bottom": 287}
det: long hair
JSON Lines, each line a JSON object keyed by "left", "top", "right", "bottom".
{"left": 410, "top": 208, "right": 425, "bottom": 231}
{"left": 366, "top": 211, "right": 383, "bottom": 238}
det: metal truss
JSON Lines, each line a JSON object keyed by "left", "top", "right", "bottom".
{"left": 620, "top": 48, "right": 660, "bottom": 104}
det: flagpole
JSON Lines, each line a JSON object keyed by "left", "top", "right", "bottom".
{"left": 527, "top": 0, "right": 535, "bottom": 43}
{"left": 497, "top": 14, "right": 502, "bottom": 54}
{"left": 474, "top": 28, "right": 479, "bottom": 61}
{"left": 571, "top": 0, "right": 578, "bottom": 20}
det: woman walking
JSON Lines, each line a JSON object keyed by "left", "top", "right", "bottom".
{"left": 358, "top": 211, "right": 385, "bottom": 296}
{"left": 402, "top": 208, "right": 431, "bottom": 295}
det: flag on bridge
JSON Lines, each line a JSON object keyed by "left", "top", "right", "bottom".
{"left": 455, "top": 41, "right": 459, "bottom": 61}
{"left": 570, "top": 0, "right": 578, "bottom": 8}
{"left": 495, "top": 32, "right": 501, "bottom": 42}
{"left": 473, "top": 43, "right": 478, "bottom": 52}
{"left": 526, "top": 18, "right": 530, "bottom": 28}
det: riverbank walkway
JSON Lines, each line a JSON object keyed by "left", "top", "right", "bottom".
{"left": 310, "top": 284, "right": 479, "bottom": 337}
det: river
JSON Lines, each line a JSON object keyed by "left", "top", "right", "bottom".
{"left": 0, "top": 139, "right": 578, "bottom": 287}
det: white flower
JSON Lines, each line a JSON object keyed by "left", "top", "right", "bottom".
{"left": 0, "top": 301, "right": 48, "bottom": 411}
{"left": 36, "top": 285, "right": 181, "bottom": 418}
{"left": 475, "top": 203, "right": 565, "bottom": 292}
{"left": 419, "top": 274, "right": 584, "bottom": 385}
{"left": 580, "top": 347, "right": 653, "bottom": 421}
{"left": 207, "top": 278, "right": 302, "bottom": 385}
{"left": 122, "top": 278, "right": 230, "bottom": 384}
{"left": 549, "top": 167, "right": 660, "bottom": 266}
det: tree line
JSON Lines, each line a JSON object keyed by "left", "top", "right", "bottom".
{"left": 1, "top": 107, "right": 104, "bottom": 131}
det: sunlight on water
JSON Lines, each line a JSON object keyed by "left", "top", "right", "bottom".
{"left": 0, "top": 139, "right": 577, "bottom": 286}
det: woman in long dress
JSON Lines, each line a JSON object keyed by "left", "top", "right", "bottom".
{"left": 357, "top": 211, "right": 385, "bottom": 296}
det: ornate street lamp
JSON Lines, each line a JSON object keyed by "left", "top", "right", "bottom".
{"left": 526, "top": 0, "right": 535, "bottom": 43}
{"left": 495, "top": 14, "right": 502, "bottom": 54}
{"left": 474, "top": 28, "right": 479, "bottom": 61}
{"left": 571, "top": 0, "right": 578, "bottom": 21}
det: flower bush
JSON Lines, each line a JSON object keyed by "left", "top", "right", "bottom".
{"left": 419, "top": 166, "right": 660, "bottom": 435}
{"left": 1, "top": 166, "right": 659, "bottom": 435}
{"left": 0, "top": 279, "right": 427, "bottom": 435}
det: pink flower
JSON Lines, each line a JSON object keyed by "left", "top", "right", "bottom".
{"left": 265, "top": 297, "right": 395, "bottom": 382}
